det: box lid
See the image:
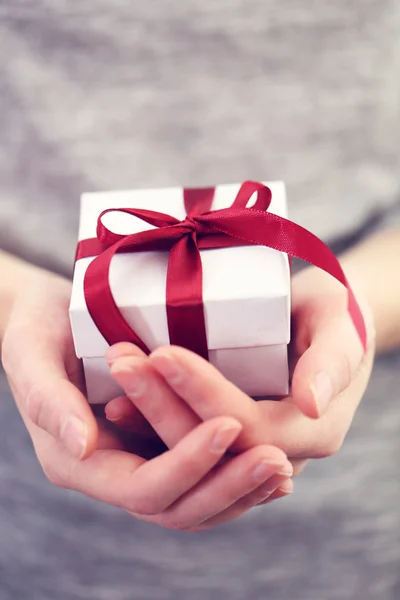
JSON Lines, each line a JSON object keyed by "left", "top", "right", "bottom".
{"left": 69, "top": 181, "right": 291, "bottom": 358}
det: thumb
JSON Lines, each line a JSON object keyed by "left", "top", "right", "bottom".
{"left": 290, "top": 313, "right": 367, "bottom": 419}
{"left": 3, "top": 326, "right": 98, "bottom": 460}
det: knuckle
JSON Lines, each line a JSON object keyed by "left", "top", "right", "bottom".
{"left": 252, "top": 477, "right": 287, "bottom": 506}
{"left": 170, "top": 447, "right": 203, "bottom": 481}
{"left": 329, "top": 348, "right": 353, "bottom": 395}
{"left": 340, "top": 351, "right": 353, "bottom": 391}
{"left": 40, "top": 451, "right": 83, "bottom": 491}
{"left": 25, "top": 383, "right": 48, "bottom": 429}
{"left": 25, "top": 383, "right": 62, "bottom": 439}
{"left": 0, "top": 328, "right": 19, "bottom": 376}
{"left": 40, "top": 457, "right": 66, "bottom": 488}
{"left": 127, "top": 494, "right": 166, "bottom": 517}
{"left": 240, "top": 492, "right": 264, "bottom": 512}
{"left": 357, "top": 295, "right": 375, "bottom": 343}
{"left": 136, "top": 399, "right": 165, "bottom": 430}
{"left": 161, "top": 513, "right": 196, "bottom": 532}
{"left": 292, "top": 418, "right": 346, "bottom": 460}
{"left": 313, "top": 431, "right": 344, "bottom": 459}
{"left": 179, "top": 453, "right": 200, "bottom": 474}
{"left": 0, "top": 343, "right": 10, "bottom": 374}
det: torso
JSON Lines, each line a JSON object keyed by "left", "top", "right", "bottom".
{"left": 1, "top": 1, "right": 399, "bottom": 273}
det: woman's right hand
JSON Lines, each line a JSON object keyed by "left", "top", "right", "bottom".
{"left": 1, "top": 269, "right": 292, "bottom": 531}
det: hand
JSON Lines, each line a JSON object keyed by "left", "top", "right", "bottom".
{"left": 106, "top": 264, "right": 375, "bottom": 498}
{"left": 1, "top": 270, "right": 293, "bottom": 531}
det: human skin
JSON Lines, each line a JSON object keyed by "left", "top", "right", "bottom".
{"left": 1, "top": 229, "right": 399, "bottom": 530}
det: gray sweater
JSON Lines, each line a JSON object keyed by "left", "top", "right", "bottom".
{"left": 0, "top": 3, "right": 400, "bottom": 599}
{"left": 0, "top": 1, "right": 399, "bottom": 276}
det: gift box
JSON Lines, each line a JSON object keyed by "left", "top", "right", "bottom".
{"left": 69, "top": 181, "right": 291, "bottom": 404}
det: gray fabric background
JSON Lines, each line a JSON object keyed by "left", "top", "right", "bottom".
{"left": 1, "top": 2, "right": 400, "bottom": 598}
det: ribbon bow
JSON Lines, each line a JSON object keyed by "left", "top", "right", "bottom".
{"left": 76, "top": 181, "right": 367, "bottom": 359}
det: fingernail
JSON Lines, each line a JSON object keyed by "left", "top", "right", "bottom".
{"left": 105, "top": 414, "right": 124, "bottom": 423}
{"left": 106, "top": 343, "right": 143, "bottom": 364}
{"left": 277, "top": 464, "right": 294, "bottom": 478}
{"left": 259, "top": 486, "right": 277, "bottom": 500}
{"left": 311, "top": 372, "right": 333, "bottom": 415}
{"left": 106, "top": 345, "right": 129, "bottom": 365}
{"left": 252, "top": 460, "right": 284, "bottom": 483}
{"left": 150, "top": 352, "right": 184, "bottom": 384}
{"left": 60, "top": 416, "right": 87, "bottom": 459}
{"left": 278, "top": 481, "right": 293, "bottom": 495}
{"left": 258, "top": 478, "right": 293, "bottom": 501}
{"left": 111, "top": 362, "right": 147, "bottom": 398}
{"left": 211, "top": 424, "right": 242, "bottom": 454}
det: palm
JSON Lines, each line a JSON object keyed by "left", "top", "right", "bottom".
{"left": 7, "top": 276, "right": 165, "bottom": 462}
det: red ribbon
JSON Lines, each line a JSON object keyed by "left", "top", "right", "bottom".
{"left": 76, "top": 181, "right": 367, "bottom": 359}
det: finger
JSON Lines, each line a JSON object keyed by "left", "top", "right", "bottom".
{"left": 290, "top": 458, "right": 308, "bottom": 477}
{"left": 257, "top": 478, "right": 294, "bottom": 505}
{"left": 146, "top": 347, "right": 320, "bottom": 458}
{"left": 105, "top": 396, "right": 157, "bottom": 437}
{"left": 290, "top": 272, "right": 375, "bottom": 419}
{"left": 255, "top": 351, "right": 373, "bottom": 458}
{"left": 85, "top": 417, "right": 165, "bottom": 459}
{"left": 107, "top": 342, "right": 182, "bottom": 438}
{"left": 94, "top": 418, "right": 128, "bottom": 451}
{"left": 126, "top": 416, "right": 243, "bottom": 514}
{"left": 3, "top": 325, "right": 98, "bottom": 460}
{"left": 146, "top": 346, "right": 313, "bottom": 457}
{"left": 195, "top": 476, "right": 294, "bottom": 530}
{"left": 139, "top": 445, "right": 292, "bottom": 531}
{"left": 106, "top": 358, "right": 309, "bottom": 468}
{"left": 196, "top": 475, "right": 293, "bottom": 530}
{"left": 148, "top": 342, "right": 372, "bottom": 457}
{"left": 291, "top": 311, "right": 368, "bottom": 419}
{"left": 56, "top": 416, "right": 243, "bottom": 514}
{"left": 149, "top": 345, "right": 260, "bottom": 450}
{"left": 108, "top": 353, "right": 201, "bottom": 448}
{"left": 106, "top": 342, "right": 147, "bottom": 362}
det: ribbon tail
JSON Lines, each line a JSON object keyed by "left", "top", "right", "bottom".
{"left": 184, "top": 187, "right": 215, "bottom": 217}
{"left": 206, "top": 210, "right": 368, "bottom": 351}
{"left": 84, "top": 243, "right": 150, "bottom": 353}
{"left": 166, "top": 234, "right": 209, "bottom": 360}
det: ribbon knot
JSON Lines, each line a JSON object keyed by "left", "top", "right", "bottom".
{"left": 180, "top": 215, "right": 198, "bottom": 235}
{"left": 76, "top": 181, "right": 367, "bottom": 364}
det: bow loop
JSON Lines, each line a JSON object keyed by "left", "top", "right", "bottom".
{"left": 230, "top": 180, "right": 272, "bottom": 211}
{"left": 96, "top": 207, "right": 181, "bottom": 250}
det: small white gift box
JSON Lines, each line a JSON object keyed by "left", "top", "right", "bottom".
{"left": 69, "top": 181, "right": 291, "bottom": 404}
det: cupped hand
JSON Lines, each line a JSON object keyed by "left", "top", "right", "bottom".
{"left": 107, "top": 264, "right": 375, "bottom": 496}
{"left": 1, "top": 271, "right": 292, "bottom": 531}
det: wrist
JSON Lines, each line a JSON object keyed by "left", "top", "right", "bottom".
{"left": 0, "top": 252, "right": 50, "bottom": 345}
{"left": 339, "top": 230, "right": 400, "bottom": 354}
